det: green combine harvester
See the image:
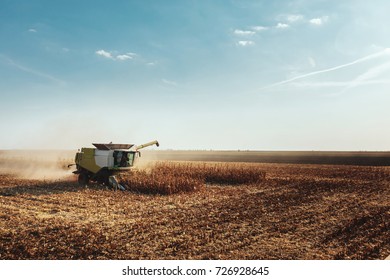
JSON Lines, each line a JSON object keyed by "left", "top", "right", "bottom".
{"left": 71, "top": 140, "right": 159, "bottom": 190}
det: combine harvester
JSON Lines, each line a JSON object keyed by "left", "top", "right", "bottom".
{"left": 70, "top": 140, "right": 159, "bottom": 190}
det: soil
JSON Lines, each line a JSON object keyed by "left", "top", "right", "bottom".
{"left": 0, "top": 162, "right": 389, "bottom": 260}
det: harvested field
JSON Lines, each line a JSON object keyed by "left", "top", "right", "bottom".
{"left": 0, "top": 158, "right": 389, "bottom": 260}
{"left": 143, "top": 150, "right": 390, "bottom": 166}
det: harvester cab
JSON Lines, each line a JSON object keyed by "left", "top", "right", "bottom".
{"left": 72, "top": 140, "right": 159, "bottom": 190}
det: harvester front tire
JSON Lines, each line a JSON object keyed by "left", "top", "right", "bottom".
{"left": 78, "top": 173, "right": 89, "bottom": 187}
{"left": 97, "top": 169, "right": 110, "bottom": 186}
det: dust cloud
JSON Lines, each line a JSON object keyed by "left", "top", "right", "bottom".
{"left": 0, "top": 150, "right": 76, "bottom": 181}
{"left": 133, "top": 151, "right": 162, "bottom": 172}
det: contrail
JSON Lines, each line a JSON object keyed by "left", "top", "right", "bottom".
{"left": 338, "top": 59, "right": 390, "bottom": 94}
{"left": 0, "top": 54, "right": 66, "bottom": 85}
{"left": 260, "top": 48, "right": 390, "bottom": 90}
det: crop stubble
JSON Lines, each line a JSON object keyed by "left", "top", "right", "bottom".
{"left": 0, "top": 160, "right": 389, "bottom": 260}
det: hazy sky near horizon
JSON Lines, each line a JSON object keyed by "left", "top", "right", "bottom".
{"left": 1, "top": 0, "right": 390, "bottom": 150}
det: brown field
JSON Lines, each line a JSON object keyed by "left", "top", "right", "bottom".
{"left": 0, "top": 150, "right": 389, "bottom": 260}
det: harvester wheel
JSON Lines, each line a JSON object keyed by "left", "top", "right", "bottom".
{"left": 97, "top": 169, "right": 110, "bottom": 186}
{"left": 78, "top": 173, "right": 89, "bottom": 187}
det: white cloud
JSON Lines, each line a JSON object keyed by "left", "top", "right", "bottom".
{"left": 116, "top": 54, "right": 133, "bottom": 61}
{"left": 309, "top": 18, "right": 322, "bottom": 25}
{"left": 96, "top": 50, "right": 137, "bottom": 61}
{"left": 309, "top": 16, "right": 329, "bottom": 25}
{"left": 237, "top": 40, "right": 255, "bottom": 46}
{"left": 162, "top": 79, "right": 177, "bottom": 86}
{"left": 234, "top": 29, "right": 255, "bottom": 36}
{"left": 96, "top": 49, "right": 113, "bottom": 59}
{"left": 28, "top": 28, "right": 37, "bottom": 33}
{"left": 276, "top": 23, "right": 289, "bottom": 29}
{"left": 287, "top": 14, "right": 303, "bottom": 22}
{"left": 251, "top": 26, "right": 268, "bottom": 32}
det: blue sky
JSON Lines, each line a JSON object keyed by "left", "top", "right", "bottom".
{"left": 1, "top": 0, "right": 390, "bottom": 150}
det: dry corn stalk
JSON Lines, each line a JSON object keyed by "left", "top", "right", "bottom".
{"left": 118, "top": 161, "right": 266, "bottom": 194}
